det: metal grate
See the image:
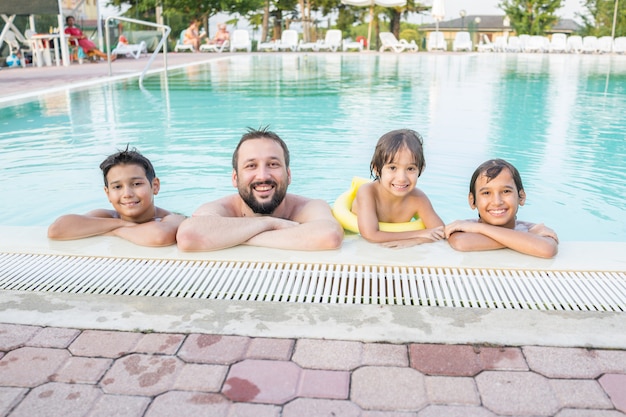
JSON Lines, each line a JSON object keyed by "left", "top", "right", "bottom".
{"left": 1, "top": 252, "right": 624, "bottom": 311}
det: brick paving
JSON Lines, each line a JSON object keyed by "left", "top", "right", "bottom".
{"left": 1, "top": 323, "right": 625, "bottom": 416}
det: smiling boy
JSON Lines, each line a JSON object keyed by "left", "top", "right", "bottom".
{"left": 48, "top": 147, "right": 185, "bottom": 246}
{"left": 445, "top": 159, "right": 559, "bottom": 258}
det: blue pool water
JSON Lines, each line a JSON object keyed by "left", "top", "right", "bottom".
{"left": 1, "top": 54, "right": 625, "bottom": 241}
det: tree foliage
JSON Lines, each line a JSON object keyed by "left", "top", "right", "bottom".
{"left": 579, "top": 0, "right": 626, "bottom": 36}
{"left": 498, "top": 0, "right": 563, "bottom": 35}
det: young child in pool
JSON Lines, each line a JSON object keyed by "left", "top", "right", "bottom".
{"left": 445, "top": 158, "right": 559, "bottom": 258}
{"left": 351, "top": 129, "right": 445, "bottom": 248}
{"left": 48, "top": 147, "right": 185, "bottom": 246}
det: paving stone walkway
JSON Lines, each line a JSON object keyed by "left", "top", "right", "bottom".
{"left": 1, "top": 323, "right": 625, "bottom": 417}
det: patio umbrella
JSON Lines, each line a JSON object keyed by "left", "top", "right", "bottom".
{"left": 431, "top": 0, "right": 446, "bottom": 34}
{"left": 341, "top": 0, "right": 407, "bottom": 50}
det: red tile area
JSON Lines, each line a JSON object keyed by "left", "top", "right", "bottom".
{"left": 0, "top": 324, "right": 625, "bottom": 416}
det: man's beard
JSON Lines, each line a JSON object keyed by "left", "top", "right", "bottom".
{"left": 239, "top": 180, "right": 287, "bottom": 215}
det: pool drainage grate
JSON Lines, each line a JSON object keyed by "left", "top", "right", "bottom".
{"left": 0, "top": 252, "right": 624, "bottom": 311}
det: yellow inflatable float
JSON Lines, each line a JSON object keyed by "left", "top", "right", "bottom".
{"left": 332, "top": 177, "right": 425, "bottom": 234}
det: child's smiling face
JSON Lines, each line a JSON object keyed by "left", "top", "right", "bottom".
{"left": 469, "top": 167, "right": 526, "bottom": 229}
{"left": 104, "top": 163, "right": 159, "bottom": 223}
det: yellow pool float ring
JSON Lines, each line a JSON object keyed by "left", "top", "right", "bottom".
{"left": 332, "top": 177, "right": 425, "bottom": 234}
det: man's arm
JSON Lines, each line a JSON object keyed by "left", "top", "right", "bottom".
{"left": 445, "top": 220, "right": 558, "bottom": 258}
{"left": 244, "top": 199, "right": 344, "bottom": 250}
{"left": 110, "top": 214, "right": 186, "bottom": 247}
{"left": 48, "top": 210, "right": 132, "bottom": 240}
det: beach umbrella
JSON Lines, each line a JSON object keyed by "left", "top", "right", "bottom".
{"left": 341, "top": 0, "right": 407, "bottom": 50}
{"left": 431, "top": 0, "right": 446, "bottom": 34}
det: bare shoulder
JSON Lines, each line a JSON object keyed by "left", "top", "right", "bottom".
{"left": 193, "top": 195, "right": 240, "bottom": 217}
{"left": 287, "top": 194, "right": 333, "bottom": 222}
{"left": 85, "top": 209, "right": 117, "bottom": 218}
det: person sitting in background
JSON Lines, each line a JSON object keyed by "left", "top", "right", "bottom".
{"left": 206, "top": 23, "right": 230, "bottom": 46}
{"left": 184, "top": 19, "right": 206, "bottom": 52}
{"left": 64, "top": 16, "right": 114, "bottom": 61}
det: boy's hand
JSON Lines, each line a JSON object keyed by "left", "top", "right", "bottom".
{"left": 444, "top": 220, "right": 478, "bottom": 237}
{"left": 528, "top": 223, "right": 559, "bottom": 243}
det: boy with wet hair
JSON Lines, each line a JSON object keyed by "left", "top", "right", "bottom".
{"left": 48, "top": 146, "right": 185, "bottom": 246}
{"left": 445, "top": 159, "right": 559, "bottom": 258}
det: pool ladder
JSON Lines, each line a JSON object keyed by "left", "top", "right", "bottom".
{"left": 104, "top": 16, "right": 171, "bottom": 87}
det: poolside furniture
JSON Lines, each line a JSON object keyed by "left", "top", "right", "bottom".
{"left": 549, "top": 33, "right": 567, "bottom": 53}
{"left": 380, "top": 32, "right": 418, "bottom": 53}
{"left": 598, "top": 36, "right": 613, "bottom": 53}
{"left": 174, "top": 30, "right": 194, "bottom": 52}
{"left": 2, "top": 31, "right": 28, "bottom": 67}
{"left": 199, "top": 39, "right": 229, "bottom": 53}
{"left": 112, "top": 40, "right": 147, "bottom": 59}
{"left": 505, "top": 36, "right": 522, "bottom": 52}
{"left": 582, "top": 36, "right": 599, "bottom": 53}
{"left": 519, "top": 34, "right": 531, "bottom": 51}
{"left": 452, "top": 31, "right": 472, "bottom": 51}
{"left": 493, "top": 36, "right": 507, "bottom": 52}
{"left": 258, "top": 30, "right": 299, "bottom": 52}
{"left": 476, "top": 34, "right": 495, "bottom": 52}
{"left": 427, "top": 31, "right": 446, "bottom": 51}
{"left": 567, "top": 35, "right": 583, "bottom": 53}
{"left": 343, "top": 38, "right": 364, "bottom": 52}
{"left": 614, "top": 36, "right": 626, "bottom": 53}
{"left": 526, "top": 35, "right": 548, "bottom": 53}
{"left": 230, "top": 30, "right": 252, "bottom": 52}
{"left": 314, "top": 30, "right": 342, "bottom": 52}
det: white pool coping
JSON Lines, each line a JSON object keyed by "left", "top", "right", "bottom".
{"left": 1, "top": 226, "right": 624, "bottom": 349}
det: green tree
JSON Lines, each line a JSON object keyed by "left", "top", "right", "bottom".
{"left": 498, "top": 0, "right": 563, "bottom": 35}
{"left": 579, "top": 0, "right": 625, "bottom": 36}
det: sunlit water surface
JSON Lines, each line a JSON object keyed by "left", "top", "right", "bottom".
{"left": 1, "top": 53, "right": 625, "bottom": 241}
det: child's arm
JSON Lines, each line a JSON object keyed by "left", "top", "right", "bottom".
{"left": 445, "top": 220, "right": 558, "bottom": 258}
{"left": 355, "top": 186, "right": 444, "bottom": 247}
{"left": 110, "top": 213, "right": 186, "bottom": 247}
{"left": 48, "top": 210, "right": 134, "bottom": 240}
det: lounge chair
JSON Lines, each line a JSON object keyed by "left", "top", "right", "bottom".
{"left": 493, "top": 36, "right": 507, "bottom": 52}
{"left": 519, "top": 34, "right": 531, "bottom": 51}
{"left": 526, "top": 35, "right": 548, "bottom": 53}
{"left": 549, "top": 33, "right": 567, "bottom": 53}
{"left": 314, "top": 29, "right": 342, "bottom": 52}
{"left": 343, "top": 38, "right": 363, "bottom": 52}
{"left": 582, "top": 36, "right": 599, "bottom": 53}
{"left": 276, "top": 30, "right": 299, "bottom": 52}
{"left": 112, "top": 40, "right": 147, "bottom": 59}
{"left": 598, "top": 36, "right": 613, "bottom": 53}
{"left": 2, "top": 31, "right": 27, "bottom": 67}
{"left": 380, "top": 32, "right": 418, "bottom": 53}
{"left": 505, "top": 36, "right": 522, "bottom": 52}
{"left": 230, "top": 30, "right": 252, "bottom": 52}
{"left": 199, "top": 39, "right": 229, "bottom": 53}
{"left": 476, "top": 34, "right": 494, "bottom": 52}
{"left": 567, "top": 35, "right": 583, "bottom": 53}
{"left": 614, "top": 37, "right": 626, "bottom": 54}
{"left": 174, "top": 30, "right": 193, "bottom": 52}
{"left": 452, "top": 31, "right": 472, "bottom": 51}
{"left": 427, "top": 31, "right": 446, "bottom": 51}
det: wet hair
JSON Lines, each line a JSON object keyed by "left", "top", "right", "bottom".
{"left": 469, "top": 159, "right": 524, "bottom": 200}
{"left": 99, "top": 145, "right": 156, "bottom": 187}
{"left": 370, "top": 129, "right": 425, "bottom": 179}
{"left": 232, "top": 126, "right": 290, "bottom": 170}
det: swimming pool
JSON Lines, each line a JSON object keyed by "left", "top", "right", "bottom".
{"left": 1, "top": 53, "right": 625, "bottom": 241}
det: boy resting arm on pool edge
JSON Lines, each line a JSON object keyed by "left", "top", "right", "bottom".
{"left": 444, "top": 159, "right": 559, "bottom": 259}
{"left": 48, "top": 147, "right": 185, "bottom": 247}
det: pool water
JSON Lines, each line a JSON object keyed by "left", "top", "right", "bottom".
{"left": 1, "top": 54, "right": 625, "bottom": 241}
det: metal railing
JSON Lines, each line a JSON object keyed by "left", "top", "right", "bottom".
{"left": 104, "top": 16, "right": 171, "bottom": 87}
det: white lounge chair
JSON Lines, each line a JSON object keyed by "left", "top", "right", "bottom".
{"left": 493, "top": 36, "right": 507, "bottom": 52}
{"left": 314, "top": 30, "right": 342, "bottom": 52}
{"left": 427, "top": 31, "right": 446, "bottom": 51}
{"left": 567, "top": 35, "right": 583, "bottom": 53}
{"left": 452, "top": 31, "right": 472, "bottom": 51}
{"left": 598, "top": 36, "right": 613, "bottom": 53}
{"left": 519, "top": 34, "right": 531, "bottom": 51}
{"left": 526, "top": 35, "right": 548, "bottom": 53}
{"left": 112, "top": 40, "right": 147, "bottom": 59}
{"left": 276, "top": 30, "right": 299, "bottom": 52}
{"left": 379, "top": 32, "right": 418, "bottom": 53}
{"left": 343, "top": 38, "right": 364, "bottom": 52}
{"left": 614, "top": 37, "right": 626, "bottom": 54}
{"left": 174, "top": 30, "right": 194, "bottom": 52}
{"left": 506, "top": 36, "right": 522, "bottom": 52}
{"left": 549, "top": 33, "right": 567, "bottom": 53}
{"left": 582, "top": 36, "right": 599, "bottom": 53}
{"left": 477, "top": 34, "right": 494, "bottom": 52}
{"left": 2, "top": 31, "right": 27, "bottom": 67}
{"left": 230, "top": 30, "right": 252, "bottom": 52}
{"left": 200, "top": 39, "right": 229, "bottom": 53}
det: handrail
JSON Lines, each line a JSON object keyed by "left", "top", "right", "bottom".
{"left": 104, "top": 16, "right": 171, "bottom": 87}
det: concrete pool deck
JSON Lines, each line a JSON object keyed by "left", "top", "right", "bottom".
{"left": 1, "top": 53, "right": 626, "bottom": 416}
